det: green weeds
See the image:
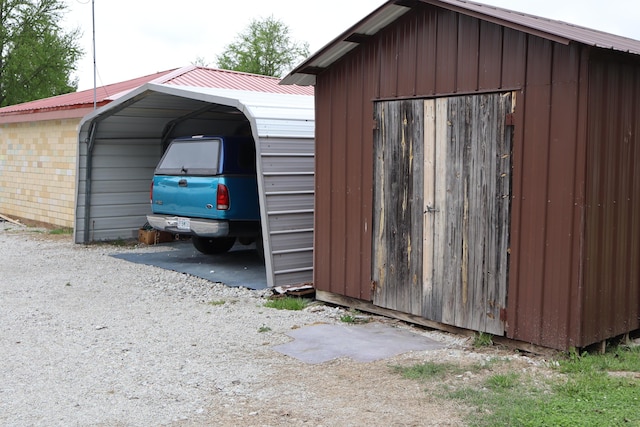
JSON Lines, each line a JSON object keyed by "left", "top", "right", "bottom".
{"left": 49, "top": 227, "right": 73, "bottom": 235}
{"left": 263, "top": 296, "right": 309, "bottom": 311}
{"left": 392, "top": 343, "right": 640, "bottom": 427}
{"left": 339, "top": 310, "right": 369, "bottom": 324}
{"left": 473, "top": 332, "right": 494, "bottom": 348}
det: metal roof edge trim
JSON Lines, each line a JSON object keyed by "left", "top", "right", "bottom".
{"left": 162, "top": 86, "right": 315, "bottom": 121}
{"left": 283, "top": 2, "right": 411, "bottom": 82}
{"left": 0, "top": 106, "right": 95, "bottom": 124}
{"left": 78, "top": 83, "right": 315, "bottom": 137}
{"left": 426, "top": 0, "right": 571, "bottom": 45}
{"left": 77, "top": 83, "right": 159, "bottom": 134}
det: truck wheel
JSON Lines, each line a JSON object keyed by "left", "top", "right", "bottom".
{"left": 192, "top": 236, "right": 236, "bottom": 254}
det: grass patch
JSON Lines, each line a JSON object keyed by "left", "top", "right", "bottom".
{"left": 393, "top": 344, "right": 640, "bottom": 427}
{"left": 258, "top": 325, "right": 272, "bottom": 333}
{"left": 339, "top": 310, "right": 369, "bottom": 324}
{"left": 559, "top": 345, "right": 640, "bottom": 374}
{"left": 393, "top": 361, "right": 464, "bottom": 380}
{"left": 340, "top": 314, "right": 357, "bottom": 323}
{"left": 49, "top": 227, "right": 73, "bottom": 235}
{"left": 473, "top": 332, "right": 494, "bottom": 348}
{"left": 484, "top": 372, "right": 519, "bottom": 390}
{"left": 208, "top": 300, "right": 226, "bottom": 306}
{"left": 264, "top": 296, "right": 308, "bottom": 311}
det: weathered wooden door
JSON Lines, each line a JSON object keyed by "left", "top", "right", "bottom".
{"left": 372, "top": 93, "right": 513, "bottom": 335}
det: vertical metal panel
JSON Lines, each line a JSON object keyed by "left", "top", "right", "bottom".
{"left": 312, "top": 77, "right": 335, "bottom": 293}
{"left": 328, "top": 67, "right": 349, "bottom": 295}
{"left": 507, "top": 36, "right": 554, "bottom": 345}
{"left": 478, "top": 21, "right": 503, "bottom": 90}
{"left": 583, "top": 57, "right": 640, "bottom": 345}
{"left": 501, "top": 27, "right": 529, "bottom": 339}
{"left": 344, "top": 52, "right": 367, "bottom": 299}
{"left": 314, "top": 41, "right": 379, "bottom": 300}
{"left": 262, "top": 156, "right": 315, "bottom": 284}
{"left": 396, "top": 13, "right": 418, "bottom": 97}
{"left": 359, "top": 42, "right": 377, "bottom": 302}
{"left": 379, "top": 29, "right": 399, "bottom": 98}
{"left": 76, "top": 138, "right": 162, "bottom": 241}
{"left": 568, "top": 48, "right": 590, "bottom": 348}
{"left": 435, "top": 10, "right": 458, "bottom": 93}
{"left": 537, "top": 43, "right": 582, "bottom": 349}
{"left": 500, "top": 28, "right": 527, "bottom": 89}
{"left": 415, "top": 7, "right": 438, "bottom": 96}
{"left": 456, "top": 15, "right": 480, "bottom": 92}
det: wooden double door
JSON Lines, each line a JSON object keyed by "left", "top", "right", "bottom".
{"left": 372, "top": 93, "right": 513, "bottom": 334}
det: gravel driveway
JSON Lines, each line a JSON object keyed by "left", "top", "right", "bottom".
{"left": 1, "top": 224, "right": 541, "bottom": 426}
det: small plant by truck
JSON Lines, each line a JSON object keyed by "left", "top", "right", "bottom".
{"left": 147, "top": 135, "right": 262, "bottom": 255}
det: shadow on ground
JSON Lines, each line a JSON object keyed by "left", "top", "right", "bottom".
{"left": 111, "top": 240, "right": 268, "bottom": 290}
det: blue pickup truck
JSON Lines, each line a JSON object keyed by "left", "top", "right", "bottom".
{"left": 147, "top": 135, "right": 261, "bottom": 255}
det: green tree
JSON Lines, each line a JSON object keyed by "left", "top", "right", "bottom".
{"left": 0, "top": 0, "right": 83, "bottom": 107}
{"left": 216, "top": 16, "right": 309, "bottom": 77}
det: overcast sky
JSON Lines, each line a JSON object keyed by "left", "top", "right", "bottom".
{"left": 62, "top": 0, "right": 640, "bottom": 91}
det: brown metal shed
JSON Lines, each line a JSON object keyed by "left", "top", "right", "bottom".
{"left": 282, "top": 0, "right": 640, "bottom": 351}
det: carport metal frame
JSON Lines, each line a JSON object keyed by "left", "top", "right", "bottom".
{"left": 75, "top": 83, "right": 315, "bottom": 288}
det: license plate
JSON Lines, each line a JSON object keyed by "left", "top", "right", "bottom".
{"left": 177, "top": 217, "right": 190, "bottom": 230}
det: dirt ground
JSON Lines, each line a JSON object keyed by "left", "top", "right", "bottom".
{"left": 184, "top": 341, "right": 559, "bottom": 427}
{"left": 1, "top": 226, "right": 561, "bottom": 427}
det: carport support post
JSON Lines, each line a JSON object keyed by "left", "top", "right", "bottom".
{"left": 83, "top": 121, "right": 98, "bottom": 243}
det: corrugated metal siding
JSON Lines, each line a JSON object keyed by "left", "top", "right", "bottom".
{"left": 257, "top": 133, "right": 315, "bottom": 287}
{"left": 313, "top": 4, "right": 612, "bottom": 350}
{"left": 583, "top": 57, "right": 640, "bottom": 345}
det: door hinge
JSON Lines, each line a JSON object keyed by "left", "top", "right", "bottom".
{"left": 505, "top": 113, "right": 515, "bottom": 127}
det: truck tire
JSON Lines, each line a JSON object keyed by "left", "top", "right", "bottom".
{"left": 192, "top": 236, "right": 236, "bottom": 254}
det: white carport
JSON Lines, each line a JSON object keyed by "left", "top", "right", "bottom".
{"left": 75, "top": 83, "right": 315, "bottom": 287}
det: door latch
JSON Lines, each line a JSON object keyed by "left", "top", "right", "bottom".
{"left": 424, "top": 205, "right": 439, "bottom": 213}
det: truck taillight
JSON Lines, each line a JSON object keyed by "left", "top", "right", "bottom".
{"left": 216, "top": 183, "right": 229, "bottom": 210}
{"left": 149, "top": 180, "right": 154, "bottom": 204}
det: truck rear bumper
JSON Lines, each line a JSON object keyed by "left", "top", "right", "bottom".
{"left": 146, "top": 215, "right": 229, "bottom": 237}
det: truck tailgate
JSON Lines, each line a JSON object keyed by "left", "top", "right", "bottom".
{"left": 151, "top": 175, "right": 260, "bottom": 220}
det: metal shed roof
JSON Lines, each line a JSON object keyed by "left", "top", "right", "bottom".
{"left": 76, "top": 83, "right": 315, "bottom": 288}
{"left": 282, "top": 0, "right": 640, "bottom": 86}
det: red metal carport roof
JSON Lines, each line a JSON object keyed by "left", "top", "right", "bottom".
{"left": 0, "top": 66, "right": 313, "bottom": 121}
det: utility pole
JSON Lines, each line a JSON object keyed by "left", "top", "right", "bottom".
{"left": 92, "top": 0, "right": 96, "bottom": 109}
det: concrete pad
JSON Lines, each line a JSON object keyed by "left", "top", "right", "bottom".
{"left": 111, "top": 240, "right": 267, "bottom": 289}
{"left": 273, "top": 322, "right": 446, "bottom": 364}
